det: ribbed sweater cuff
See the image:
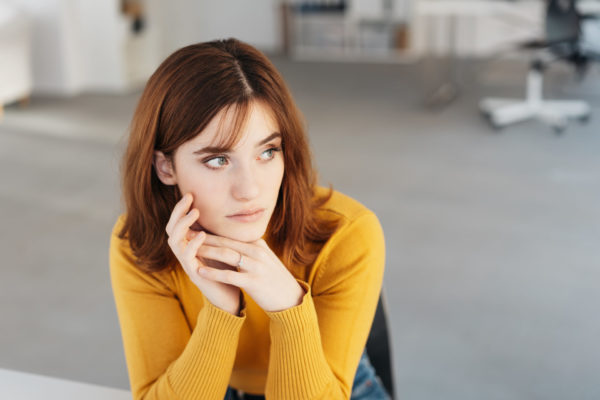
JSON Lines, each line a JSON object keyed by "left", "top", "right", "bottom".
{"left": 265, "top": 280, "right": 334, "bottom": 399}
{"left": 169, "top": 298, "right": 246, "bottom": 399}
{"left": 265, "top": 280, "right": 311, "bottom": 325}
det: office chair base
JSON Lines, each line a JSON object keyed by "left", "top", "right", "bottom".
{"left": 480, "top": 97, "right": 591, "bottom": 132}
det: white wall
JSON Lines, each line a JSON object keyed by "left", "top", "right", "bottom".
{"left": 8, "top": 0, "right": 162, "bottom": 95}
{"left": 8, "top": 0, "right": 131, "bottom": 94}
{"left": 156, "top": 0, "right": 282, "bottom": 57}
{"left": 10, "top": 0, "right": 82, "bottom": 94}
{"left": 75, "top": 0, "right": 127, "bottom": 92}
{"left": 8, "top": 0, "right": 283, "bottom": 94}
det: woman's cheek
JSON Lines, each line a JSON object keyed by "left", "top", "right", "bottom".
{"left": 196, "top": 206, "right": 223, "bottom": 232}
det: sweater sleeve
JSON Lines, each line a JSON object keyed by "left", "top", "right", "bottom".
{"left": 109, "top": 217, "right": 246, "bottom": 400}
{"left": 264, "top": 211, "right": 386, "bottom": 399}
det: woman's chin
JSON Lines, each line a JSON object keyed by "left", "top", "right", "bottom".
{"left": 227, "top": 231, "right": 264, "bottom": 243}
{"left": 218, "top": 226, "right": 266, "bottom": 243}
{"left": 194, "top": 221, "right": 266, "bottom": 243}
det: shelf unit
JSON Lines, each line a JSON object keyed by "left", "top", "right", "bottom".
{"left": 282, "top": 0, "right": 417, "bottom": 63}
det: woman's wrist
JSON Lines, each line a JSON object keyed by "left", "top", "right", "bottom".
{"left": 207, "top": 290, "right": 243, "bottom": 316}
{"left": 273, "top": 281, "right": 306, "bottom": 312}
{"left": 225, "top": 292, "right": 243, "bottom": 316}
{"left": 291, "top": 282, "right": 306, "bottom": 308}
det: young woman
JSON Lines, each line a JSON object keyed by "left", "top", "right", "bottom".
{"left": 109, "top": 38, "right": 388, "bottom": 400}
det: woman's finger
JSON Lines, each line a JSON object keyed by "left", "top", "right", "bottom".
{"left": 202, "top": 233, "right": 265, "bottom": 261}
{"left": 251, "top": 238, "right": 279, "bottom": 263}
{"left": 182, "top": 235, "right": 204, "bottom": 278}
{"left": 165, "top": 193, "right": 193, "bottom": 235}
{"left": 197, "top": 245, "right": 256, "bottom": 272}
{"left": 183, "top": 231, "right": 206, "bottom": 271}
{"left": 252, "top": 238, "right": 269, "bottom": 249}
{"left": 185, "top": 229, "right": 201, "bottom": 241}
{"left": 198, "top": 266, "right": 245, "bottom": 287}
{"left": 169, "top": 208, "right": 199, "bottom": 251}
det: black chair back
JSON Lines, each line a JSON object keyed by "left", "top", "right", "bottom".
{"left": 366, "top": 293, "right": 395, "bottom": 399}
{"left": 546, "top": 0, "right": 581, "bottom": 53}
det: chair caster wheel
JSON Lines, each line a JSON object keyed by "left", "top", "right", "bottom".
{"left": 578, "top": 114, "right": 591, "bottom": 124}
{"left": 491, "top": 123, "right": 504, "bottom": 132}
{"left": 552, "top": 124, "right": 566, "bottom": 135}
{"left": 481, "top": 112, "right": 504, "bottom": 132}
{"left": 480, "top": 110, "right": 491, "bottom": 122}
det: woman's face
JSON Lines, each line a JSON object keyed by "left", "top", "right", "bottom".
{"left": 155, "top": 101, "right": 284, "bottom": 242}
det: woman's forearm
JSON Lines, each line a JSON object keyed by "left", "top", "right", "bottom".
{"left": 127, "top": 300, "right": 246, "bottom": 400}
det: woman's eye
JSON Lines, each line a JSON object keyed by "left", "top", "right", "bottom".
{"left": 259, "top": 147, "right": 280, "bottom": 161}
{"left": 205, "top": 156, "right": 228, "bottom": 169}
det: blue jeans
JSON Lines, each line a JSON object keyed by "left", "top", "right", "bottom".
{"left": 224, "top": 349, "right": 390, "bottom": 399}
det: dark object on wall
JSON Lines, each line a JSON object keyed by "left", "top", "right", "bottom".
{"left": 132, "top": 16, "right": 145, "bottom": 34}
{"left": 122, "top": 0, "right": 145, "bottom": 35}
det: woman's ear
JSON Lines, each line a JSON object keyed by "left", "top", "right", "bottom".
{"left": 153, "top": 151, "right": 177, "bottom": 185}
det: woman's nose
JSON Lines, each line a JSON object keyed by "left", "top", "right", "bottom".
{"left": 231, "top": 164, "right": 260, "bottom": 201}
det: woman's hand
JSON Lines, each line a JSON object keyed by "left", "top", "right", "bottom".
{"left": 196, "top": 234, "right": 306, "bottom": 313}
{"left": 165, "top": 193, "right": 242, "bottom": 315}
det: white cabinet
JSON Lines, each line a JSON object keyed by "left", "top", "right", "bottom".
{"left": 7, "top": 0, "right": 162, "bottom": 95}
{"left": 0, "top": 4, "right": 32, "bottom": 110}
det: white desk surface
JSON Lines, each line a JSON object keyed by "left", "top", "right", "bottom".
{"left": 415, "top": 0, "right": 519, "bottom": 16}
{"left": 0, "top": 368, "right": 131, "bottom": 399}
{"left": 415, "top": 0, "right": 600, "bottom": 16}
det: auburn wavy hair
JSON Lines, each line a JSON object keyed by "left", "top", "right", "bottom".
{"left": 118, "top": 38, "right": 338, "bottom": 274}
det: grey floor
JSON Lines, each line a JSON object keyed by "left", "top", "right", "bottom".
{"left": 1, "top": 56, "right": 599, "bottom": 399}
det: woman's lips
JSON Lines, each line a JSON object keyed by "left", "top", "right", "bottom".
{"left": 226, "top": 208, "right": 265, "bottom": 223}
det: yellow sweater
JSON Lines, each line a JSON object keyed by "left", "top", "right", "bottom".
{"left": 109, "top": 188, "right": 385, "bottom": 400}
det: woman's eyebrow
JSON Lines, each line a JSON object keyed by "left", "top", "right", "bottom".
{"left": 193, "top": 132, "right": 281, "bottom": 156}
{"left": 193, "top": 145, "right": 229, "bottom": 155}
{"left": 257, "top": 132, "right": 281, "bottom": 147}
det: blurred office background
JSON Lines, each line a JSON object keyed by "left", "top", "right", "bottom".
{"left": 1, "top": 0, "right": 600, "bottom": 399}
